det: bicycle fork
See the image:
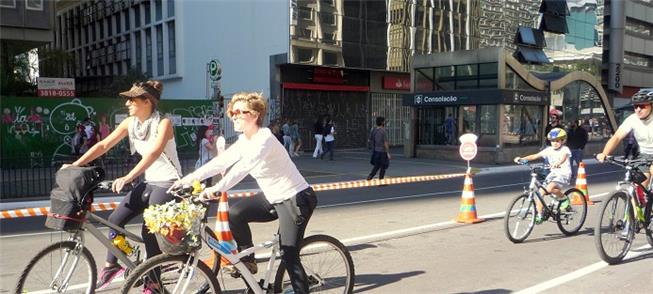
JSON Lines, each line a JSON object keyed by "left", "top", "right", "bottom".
{"left": 50, "top": 241, "right": 84, "bottom": 293}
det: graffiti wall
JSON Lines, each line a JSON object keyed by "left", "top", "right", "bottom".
{"left": 1, "top": 96, "right": 214, "bottom": 168}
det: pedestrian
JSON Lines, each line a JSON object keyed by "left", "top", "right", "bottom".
{"left": 624, "top": 130, "right": 639, "bottom": 159}
{"left": 291, "top": 119, "right": 302, "bottom": 157}
{"left": 367, "top": 116, "right": 391, "bottom": 180}
{"left": 312, "top": 115, "right": 325, "bottom": 158}
{"left": 98, "top": 114, "right": 111, "bottom": 140}
{"left": 321, "top": 117, "right": 335, "bottom": 160}
{"left": 170, "top": 92, "right": 318, "bottom": 294}
{"left": 195, "top": 125, "right": 215, "bottom": 185}
{"left": 282, "top": 119, "right": 293, "bottom": 155}
{"left": 71, "top": 124, "right": 86, "bottom": 155}
{"left": 444, "top": 114, "right": 456, "bottom": 145}
{"left": 566, "top": 120, "right": 588, "bottom": 181}
{"left": 544, "top": 112, "right": 561, "bottom": 146}
{"left": 270, "top": 120, "right": 285, "bottom": 144}
{"left": 80, "top": 125, "right": 100, "bottom": 155}
{"left": 61, "top": 80, "right": 183, "bottom": 291}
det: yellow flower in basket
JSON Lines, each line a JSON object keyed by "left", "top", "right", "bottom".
{"left": 143, "top": 199, "right": 206, "bottom": 245}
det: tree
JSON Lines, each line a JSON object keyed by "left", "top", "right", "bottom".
{"left": 1, "top": 50, "right": 37, "bottom": 96}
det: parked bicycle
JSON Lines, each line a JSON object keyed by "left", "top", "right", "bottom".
{"left": 121, "top": 186, "right": 355, "bottom": 294}
{"left": 16, "top": 179, "right": 144, "bottom": 293}
{"left": 504, "top": 161, "right": 588, "bottom": 243}
{"left": 594, "top": 155, "right": 653, "bottom": 264}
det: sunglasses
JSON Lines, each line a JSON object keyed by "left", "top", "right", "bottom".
{"left": 634, "top": 104, "right": 651, "bottom": 110}
{"left": 228, "top": 109, "right": 253, "bottom": 117}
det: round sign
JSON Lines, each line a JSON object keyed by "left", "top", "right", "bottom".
{"left": 459, "top": 142, "right": 477, "bottom": 161}
{"left": 208, "top": 60, "right": 221, "bottom": 81}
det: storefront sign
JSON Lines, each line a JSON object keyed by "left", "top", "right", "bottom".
{"left": 37, "top": 77, "right": 76, "bottom": 97}
{"left": 313, "top": 67, "right": 344, "bottom": 84}
{"left": 383, "top": 76, "right": 410, "bottom": 91}
{"left": 404, "top": 89, "right": 548, "bottom": 107}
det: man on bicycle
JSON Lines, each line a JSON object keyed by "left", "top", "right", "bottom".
{"left": 514, "top": 128, "right": 572, "bottom": 224}
{"left": 596, "top": 88, "right": 653, "bottom": 188}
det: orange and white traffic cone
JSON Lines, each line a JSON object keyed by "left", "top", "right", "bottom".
{"left": 454, "top": 168, "right": 484, "bottom": 223}
{"left": 573, "top": 161, "right": 593, "bottom": 205}
{"left": 203, "top": 192, "right": 239, "bottom": 267}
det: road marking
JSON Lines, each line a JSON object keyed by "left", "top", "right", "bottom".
{"left": 515, "top": 244, "right": 653, "bottom": 294}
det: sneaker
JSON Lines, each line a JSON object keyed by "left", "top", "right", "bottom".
{"left": 222, "top": 260, "right": 258, "bottom": 278}
{"left": 96, "top": 265, "right": 125, "bottom": 290}
{"left": 142, "top": 281, "right": 161, "bottom": 294}
{"left": 535, "top": 214, "right": 544, "bottom": 225}
{"left": 559, "top": 198, "right": 570, "bottom": 212}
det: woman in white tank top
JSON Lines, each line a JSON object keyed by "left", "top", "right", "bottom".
{"left": 62, "top": 80, "right": 182, "bottom": 290}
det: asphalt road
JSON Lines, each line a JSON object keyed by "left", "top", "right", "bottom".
{"left": 1, "top": 159, "right": 652, "bottom": 293}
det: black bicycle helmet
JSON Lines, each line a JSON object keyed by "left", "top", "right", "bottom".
{"left": 632, "top": 88, "right": 653, "bottom": 104}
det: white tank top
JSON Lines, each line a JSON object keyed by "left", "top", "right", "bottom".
{"left": 128, "top": 117, "right": 182, "bottom": 182}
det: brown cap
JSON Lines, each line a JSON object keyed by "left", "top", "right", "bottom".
{"left": 119, "top": 82, "right": 161, "bottom": 101}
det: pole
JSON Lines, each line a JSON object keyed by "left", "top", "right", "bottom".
{"left": 205, "top": 63, "right": 209, "bottom": 99}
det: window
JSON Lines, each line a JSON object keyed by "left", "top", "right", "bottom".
{"left": 116, "top": 14, "right": 122, "bottom": 33}
{"left": 0, "top": 0, "right": 16, "bottom": 8}
{"left": 134, "top": 5, "right": 140, "bottom": 28}
{"left": 323, "top": 51, "right": 338, "bottom": 65}
{"left": 25, "top": 0, "right": 43, "bottom": 11}
{"left": 503, "top": 105, "right": 543, "bottom": 146}
{"left": 125, "top": 8, "right": 130, "bottom": 30}
{"left": 155, "top": 0, "right": 162, "bottom": 21}
{"left": 168, "top": 21, "right": 176, "bottom": 74}
{"left": 167, "top": 0, "right": 174, "bottom": 17}
{"left": 135, "top": 31, "right": 142, "bottom": 70}
{"left": 156, "top": 25, "right": 163, "bottom": 76}
{"left": 299, "top": 8, "right": 312, "bottom": 20}
{"left": 415, "top": 68, "right": 434, "bottom": 91}
{"left": 297, "top": 48, "right": 314, "bottom": 63}
{"left": 320, "top": 12, "right": 336, "bottom": 25}
{"left": 146, "top": 28, "right": 152, "bottom": 75}
{"left": 144, "top": 1, "right": 151, "bottom": 24}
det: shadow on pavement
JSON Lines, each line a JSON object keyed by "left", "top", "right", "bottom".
{"left": 522, "top": 227, "right": 593, "bottom": 244}
{"left": 353, "top": 270, "right": 425, "bottom": 293}
{"left": 452, "top": 289, "right": 512, "bottom": 294}
{"left": 347, "top": 243, "right": 377, "bottom": 252}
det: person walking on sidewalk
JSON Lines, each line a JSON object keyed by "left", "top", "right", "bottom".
{"left": 195, "top": 125, "right": 215, "bottom": 185}
{"left": 367, "top": 116, "right": 391, "bottom": 180}
{"left": 566, "top": 120, "right": 588, "bottom": 181}
{"left": 321, "top": 117, "right": 335, "bottom": 160}
{"left": 312, "top": 115, "right": 325, "bottom": 158}
{"left": 282, "top": 119, "right": 293, "bottom": 155}
{"left": 290, "top": 119, "right": 302, "bottom": 157}
{"left": 170, "top": 92, "right": 317, "bottom": 294}
{"left": 61, "top": 80, "right": 183, "bottom": 290}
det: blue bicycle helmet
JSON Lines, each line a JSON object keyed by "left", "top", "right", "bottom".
{"left": 547, "top": 128, "right": 567, "bottom": 141}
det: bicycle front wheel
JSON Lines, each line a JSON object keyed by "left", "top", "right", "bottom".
{"left": 557, "top": 188, "right": 588, "bottom": 235}
{"left": 121, "top": 253, "right": 221, "bottom": 293}
{"left": 504, "top": 193, "right": 536, "bottom": 243}
{"left": 16, "top": 241, "right": 97, "bottom": 294}
{"left": 274, "top": 234, "right": 355, "bottom": 294}
{"left": 594, "top": 192, "right": 635, "bottom": 264}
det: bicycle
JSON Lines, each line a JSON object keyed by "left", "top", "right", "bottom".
{"left": 504, "top": 161, "right": 588, "bottom": 243}
{"left": 594, "top": 156, "right": 653, "bottom": 264}
{"left": 15, "top": 180, "right": 146, "bottom": 293}
{"left": 121, "top": 187, "right": 355, "bottom": 294}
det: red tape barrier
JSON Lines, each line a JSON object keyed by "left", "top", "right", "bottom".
{"left": 0, "top": 172, "right": 465, "bottom": 219}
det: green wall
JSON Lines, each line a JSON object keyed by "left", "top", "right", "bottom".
{"left": 1, "top": 96, "right": 214, "bottom": 168}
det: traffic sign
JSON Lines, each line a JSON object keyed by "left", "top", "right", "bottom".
{"left": 459, "top": 133, "right": 478, "bottom": 161}
{"left": 208, "top": 59, "right": 221, "bottom": 81}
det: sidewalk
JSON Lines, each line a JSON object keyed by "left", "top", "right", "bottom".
{"left": 0, "top": 148, "right": 600, "bottom": 211}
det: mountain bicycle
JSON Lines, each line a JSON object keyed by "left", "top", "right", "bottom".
{"left": 121, "top": 188, "right": 355, "bottom": 294}
{"left": 504, "top": 161, "right": 588, "bottom": 243}
{"left": 594, "top": 156, "right": 653, "bottom": 264}
{"left": 15, "top": 180, "right": 146, "bottom": 293}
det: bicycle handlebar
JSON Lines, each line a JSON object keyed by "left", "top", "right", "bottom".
{"left": 594, "top": 154, "right": 653, "bottom": 169}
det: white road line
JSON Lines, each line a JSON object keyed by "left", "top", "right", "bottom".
{"left": 515, "top": 244, "right": 653, "bottom": 294}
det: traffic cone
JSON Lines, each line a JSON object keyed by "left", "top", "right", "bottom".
{"left": 454, "top": 168, "right": 484, "bottom": 223}
{"left": 202, "top": 192, "right": 239, "bottom": 267}
{"left": 573, "top": 161, "right": 593, "bottom": 205}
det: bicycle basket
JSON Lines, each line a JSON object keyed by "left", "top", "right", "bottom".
{"left": 534, "top": 167, "right": 550, "bottom": 181}
{"left": 155, "top": 228, "right": 201, "bottom": 255}
{"left": 44, "top": 166, "right": 103, "bottom": 232}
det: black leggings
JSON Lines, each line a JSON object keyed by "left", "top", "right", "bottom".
{"left": 106, "top": 182, "right": 174, "bottom": 265}
{"left": 229, "top": 188, "right": 317, "bottom": 294}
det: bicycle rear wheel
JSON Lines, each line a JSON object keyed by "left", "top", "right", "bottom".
{"left": 557, "top": 188, "right": 588, "bottom": 236}
{"left": 122, "top": 253, "right": 221, "bottom": 293}
{"left": 16, "top": 241, "right": 97, "bottom": 294}
{"left": 274, "top": 234, "right": 355, "bottom": 294}
{"left": 504, "top": 193, "right": 536, "bottom": 243}
{"left": 594, "top": 192, "right": 635, "bottom": 264}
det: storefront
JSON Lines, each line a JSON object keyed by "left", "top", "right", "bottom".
{"left": 403, "top": 48, "right": 616, "bottom": 163}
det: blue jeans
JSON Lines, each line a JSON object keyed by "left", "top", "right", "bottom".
{"left": 570, "top": 148, "right": 583, "bottom": 181}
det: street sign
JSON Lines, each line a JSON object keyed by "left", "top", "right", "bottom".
{"left": 208, "top": 59, "right": 221, "bottom": 81}
{"left": 459, "top": 133, "right": 478, "bottom": 161}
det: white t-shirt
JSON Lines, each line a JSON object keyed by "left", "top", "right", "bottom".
{"left": 325, "top": 126, "right": 335, "bottom": 142}
{"left": 187, "top": 128, "right": 309, "bottom": 203}
{"left": 538, "top": 146, "right": 572, "bottom": 177}
{"left": 617, "top": 113, "right": 653, "bottom": 155}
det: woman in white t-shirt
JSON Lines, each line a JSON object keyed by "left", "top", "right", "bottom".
{"left": 172, "top": 92, "right": 317, "bottom": 294}
{"left": 62, "top": 81, "right": 182, "bottom": 290}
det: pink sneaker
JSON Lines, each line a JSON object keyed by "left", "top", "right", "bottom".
{"left": 96, "top": 265, "right": 125, "bottom": 290}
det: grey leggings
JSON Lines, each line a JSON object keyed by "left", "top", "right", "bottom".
{"left": 229, "top": 188, "right": 317, "bottom": 294}
{"left": 106, "top": 182, "right": 174, "bottom": 265}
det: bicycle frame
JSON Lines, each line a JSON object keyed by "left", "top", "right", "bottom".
{"left": 525, "top": 168, "right": 557, "bottom": 217}
{"left": 613, "top": 168, "right": 653, "bottom": 230}
{"left": 80, "top": 211, "right": 145, "bottom": 269}
{"left": 200, "top": 229, "right": 281, "bottom": 294}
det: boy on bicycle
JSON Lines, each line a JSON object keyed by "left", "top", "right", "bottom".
{"left": 514, "top": 128, "right": 572, "bottom": 223}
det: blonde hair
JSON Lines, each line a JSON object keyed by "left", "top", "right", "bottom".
{"left": 227, "top": 92, "right": 268, "bottom": 126}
